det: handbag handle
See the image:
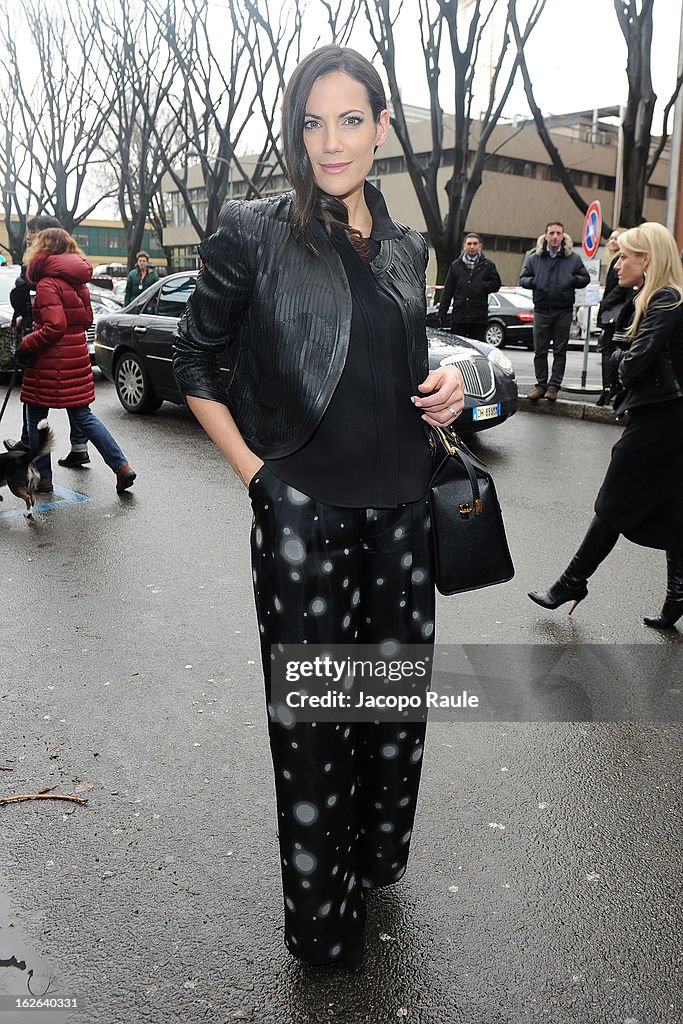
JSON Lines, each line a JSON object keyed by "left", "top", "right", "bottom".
{"left": 430, "top": 425, "right": 483, "bottom": 518}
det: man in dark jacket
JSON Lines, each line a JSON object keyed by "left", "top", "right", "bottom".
{"left": 438, "top": 233, "right": 501, "bottom": 342}
{"left": 519, "top": 221, "right": 590, "bottom": 400}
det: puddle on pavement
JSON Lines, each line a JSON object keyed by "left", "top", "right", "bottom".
{"left": 0, "top": 881, "right": 77, "bottom": 1023}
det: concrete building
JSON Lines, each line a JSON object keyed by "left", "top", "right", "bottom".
{"left": 0, "top": 218, "right": 165, "bottom": 269}
{"left": 161, "top": 107, "right": 670, "bottom": 286}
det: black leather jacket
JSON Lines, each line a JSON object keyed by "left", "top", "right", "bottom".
{"left": 611, "top": 287, "right": 683, "bottom": 415}
{"left": 173, "top": 185, "right": 429, "bottom": 458}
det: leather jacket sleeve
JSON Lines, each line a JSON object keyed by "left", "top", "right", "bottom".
{"left": 173, "top": 201, "right": 254, "bottom": 405}
{"left": 617, "top": 291, "right": 682, "bottom": 389}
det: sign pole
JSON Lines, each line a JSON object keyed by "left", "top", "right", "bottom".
{"left": 563, "top": 200, "right": 603, "bottom": 395}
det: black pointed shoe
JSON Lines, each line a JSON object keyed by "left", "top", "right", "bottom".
{"left": 643, "top": 601, "right": 683, "bottom": 630}
{"left": 528, "top": 578, "right": 588, "bottom": 615}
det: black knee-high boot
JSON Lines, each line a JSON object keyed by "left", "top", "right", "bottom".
{"left": 528, "top": 516, "right": 619, "bottom": 614}
{"left": 643, "top": 551, "right": 683, "bottom": 629}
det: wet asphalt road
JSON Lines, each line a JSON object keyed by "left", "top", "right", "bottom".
{"left": 0, "top": 376, "right": 681, "bottom": 1024}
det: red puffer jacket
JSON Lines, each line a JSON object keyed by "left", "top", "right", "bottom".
{"left": 20, "top": 252, "right": 95, "bottom": 408}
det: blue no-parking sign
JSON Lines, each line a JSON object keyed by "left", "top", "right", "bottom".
{"left": 582, "top": 200, "right": 602, "bottom": 258}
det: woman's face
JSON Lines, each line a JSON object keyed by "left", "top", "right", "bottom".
{"left": 302, "top": 71, "right": 389, "bottom": 205}
{"left": 616, "top": 244, "right": 649, "bottom": 288}
{"left": 606, "top": 231, "right": 621, "bottom": 255}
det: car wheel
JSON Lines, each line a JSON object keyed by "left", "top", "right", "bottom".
{"left": 114, "top": 352, "right": 163, "bottom": 414}
{"left": 486, "top": 321, "right": 506, "bottom": 348}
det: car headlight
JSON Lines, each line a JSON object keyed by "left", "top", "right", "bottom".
{"left": 488, "top": 348, "right": 514, "bottom": 375}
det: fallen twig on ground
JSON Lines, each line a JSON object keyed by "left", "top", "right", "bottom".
{"left": 0, "top": 792, "right": 88, "bottom": 807}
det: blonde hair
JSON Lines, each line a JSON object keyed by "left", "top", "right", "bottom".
{"left": 25, "top": 227, "right": 85, "bottom": 268}
{"left": 619, "top": 222, "right": 683, "bottom": 337}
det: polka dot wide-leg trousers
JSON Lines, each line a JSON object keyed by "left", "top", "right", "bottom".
{"left": 249, "top": 465, "right": 435, "bottom": 965}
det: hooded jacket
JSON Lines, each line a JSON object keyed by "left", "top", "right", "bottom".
{"left": 437, "top": 253, "right": 501, "bottom": 324}
{"left": 19, "top": 252, "right": 94, "bottom": 408}
{"left": 173, "top": 184, "right": 430, "bottom": 458}
{"left": 518, "top": 234, "right": 590, "bottom": 313}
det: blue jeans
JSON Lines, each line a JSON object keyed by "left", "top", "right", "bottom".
{"left": 19, "top": 402, "right": 87, "bottom": 449}
{"left": 26, "top": 404, "right": 127, "bottom": 482}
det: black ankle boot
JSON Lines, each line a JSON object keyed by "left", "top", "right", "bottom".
{"left": 528, "top": 575, "right": 588, "bottom": 613}
{"left": 644, "top": 552, "right": 683, "bottom": 629}
{"left": 529, "top": 517, "right": 619, "bottom": 615}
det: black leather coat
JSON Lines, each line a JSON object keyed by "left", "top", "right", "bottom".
{"left": 173, "top": 186, "right": 430, "bottom": 458}
{"left": 611, "top": 287, "right": 683, "bottom": 415}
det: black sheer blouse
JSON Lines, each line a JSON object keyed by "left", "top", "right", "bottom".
{"left": 266, "top": 190, "right": 432, "bottom": 509}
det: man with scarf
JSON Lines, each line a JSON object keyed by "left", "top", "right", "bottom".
{"left": 438, "top": 233, "right": 501, "bottom": 343}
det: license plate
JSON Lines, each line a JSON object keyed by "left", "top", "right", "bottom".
{"left": 473, "top": 403, "right": 501, "bottom": 421}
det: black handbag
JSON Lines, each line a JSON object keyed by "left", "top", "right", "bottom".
{"left": 428, "top": 426, "right": 514, "bottom": 596}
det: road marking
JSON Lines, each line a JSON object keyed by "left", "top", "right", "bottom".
{"left": 0, "top": 484, "right": 90, "bottom": 519}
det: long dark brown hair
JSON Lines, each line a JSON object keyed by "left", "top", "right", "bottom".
{"left": 282, "top": 46, "right": 387, "bottom": 258}
{"left": 25, "top": 228, "right": 85, "bottom": 266}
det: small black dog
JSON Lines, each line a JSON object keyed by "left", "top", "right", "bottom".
{"left": 0, "top": 419, "right": 54, "bottom": 515}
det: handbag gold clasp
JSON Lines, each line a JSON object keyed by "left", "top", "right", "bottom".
{"left": 459, "top": 498, "right": 483, "bottom": 519}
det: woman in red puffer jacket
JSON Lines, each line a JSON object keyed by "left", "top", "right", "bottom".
{"left": 17, "top": 228, "right": 136, "bottom": 493}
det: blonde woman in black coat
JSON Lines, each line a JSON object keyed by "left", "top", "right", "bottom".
{"left": 529, "top": 222, "right": 683, "bottom": 628}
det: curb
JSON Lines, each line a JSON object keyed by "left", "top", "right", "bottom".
{"left": 517, "top": 395, "right": 619, "bottom": 424}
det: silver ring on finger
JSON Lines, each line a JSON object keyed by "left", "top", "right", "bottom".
{"left": 448, "top": 405, "right": 457, "bottom": 416}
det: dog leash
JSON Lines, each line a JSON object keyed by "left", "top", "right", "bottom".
{"left": 0, "top": 368, "right": 18, "bottom": 425}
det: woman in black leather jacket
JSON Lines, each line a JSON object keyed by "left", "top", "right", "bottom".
{"left": 173, "top": 46, "right": 464, "bottom": 968}
{"left": 595, "top": 228, "right": 629, "bottom": 405}
{"left": 529, "top": 222, "right": 683, "bottom": 628}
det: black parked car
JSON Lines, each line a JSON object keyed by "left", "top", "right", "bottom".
{"left": 95, "top": 272, "right": 517, "bottom": 433}
{"left": 86, "top": 283, "right": 123, "bottom": 365}
{"left": 426, "top": 287, "right": 535, "bottom": 349}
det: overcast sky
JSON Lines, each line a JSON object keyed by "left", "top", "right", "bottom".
{"left": 389, "top": 0, "right": 681, "bottom": 127}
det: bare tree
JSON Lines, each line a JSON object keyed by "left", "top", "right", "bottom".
{"left": 148, "top": 0, "right": 305, "bottom": 240}
{"left": 508, "top": 2, "right": 600, "bottom": 228}
{"left": 364, "top": 0, "right": 547, "bottom": 282}
{"left": 512, "top": 0, "right": 683, "bottom": 229}
{"left": 615, "top": 0, "right": 683, "bottom": 226}
{"left": 0, "top": 0, "right": 118, "bottom": 234}
{"left": 0, "top": 25, "right": 30, "bottom": 264}
{"left": 88, "top": 0, "right": 187, "bottom": 268}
